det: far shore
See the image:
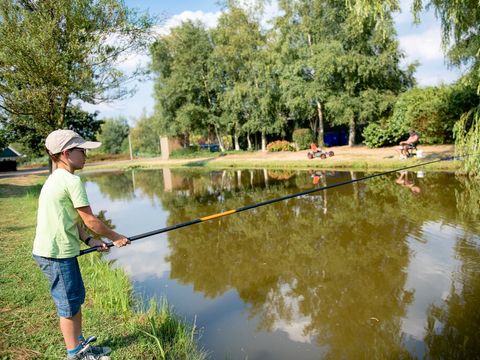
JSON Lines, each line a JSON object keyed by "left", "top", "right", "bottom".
{"left": 1, "top": 144, "right": 458, "bottom": 179}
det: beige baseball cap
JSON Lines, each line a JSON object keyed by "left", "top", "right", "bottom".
{"left": 45, "top": 129, "right": 101, "bottom": 154}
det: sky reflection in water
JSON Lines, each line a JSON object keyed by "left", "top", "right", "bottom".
{"left": 84, "top": 168, "right": 480, "bottom": 360}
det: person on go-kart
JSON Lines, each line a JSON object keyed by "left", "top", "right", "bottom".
{"left": 310, "top": 143, "right": 322, "bottom": 154}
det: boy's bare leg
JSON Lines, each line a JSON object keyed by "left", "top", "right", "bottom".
{"left": 60, "top": 309, "right": 82, "bottom": 350}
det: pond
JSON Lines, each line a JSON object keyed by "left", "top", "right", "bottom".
{"left": 83, "top": 168, "right": 480, "bottom": 359}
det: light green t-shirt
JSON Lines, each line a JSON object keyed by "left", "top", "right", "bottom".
{"left": 33, "top": 169, "right": 90, "bottom": 258}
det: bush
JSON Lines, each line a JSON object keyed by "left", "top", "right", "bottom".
{"left": 292, "top": 128, "right": 312, "bottom": 150}
{"left": 362, "top": 123, "right": 391, "bottom": 148}
{"left": 363, "top": 84, "right": 478, "bottom": 148}
{"left": 266, "top": 140, "right": 296, "bottom": 152}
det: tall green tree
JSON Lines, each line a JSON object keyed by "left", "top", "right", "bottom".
{"left": 212, "top": 3, "right": 284, "bottom": 151}
{"left": 0, "top": 0, "right": 154, "bottom": 152}
{"left": 150, "top": 20, "right": 226, "bottom": 148}
{"left": 275, "top": 0, "right": 413, "bottom": 146}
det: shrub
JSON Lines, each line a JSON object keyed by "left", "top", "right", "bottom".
{"left": 363, "top": 84, "right": 478, "bottom": 148}
{"left": 266, "top": 140, "right": 296, "bottom": 152}
{"left": 292, "top": 128, "right": 312, "bottom": 150}
{"left": 363, "top": 123, "right": 391, "bottom": 148}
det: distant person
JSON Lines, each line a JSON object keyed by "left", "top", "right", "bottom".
{"left": 396, "top": 171, "right": 421, "bottom": 194}
{"left": 397, "top": 130, "right": 419, "bottom": 159}
{"left": 310, "top": 143, "right": 321, "bottom": 154}
{"left": 32, "top": 129, "right": 130, "bottom": 360}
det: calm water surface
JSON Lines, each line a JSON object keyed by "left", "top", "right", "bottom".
{"left": 83, "top": 168, "right": 480, "bottom": 359}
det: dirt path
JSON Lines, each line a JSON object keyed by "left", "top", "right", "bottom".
{"left": 215, "top": 144, "right": 454, "bottom": 162}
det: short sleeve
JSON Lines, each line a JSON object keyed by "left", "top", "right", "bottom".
{"left": 67, "top": 175, "right": 90, "bottom": 208}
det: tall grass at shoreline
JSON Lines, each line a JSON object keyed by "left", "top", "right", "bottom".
{"left": 0, "top": 180, "right": 207, "bottom": 359}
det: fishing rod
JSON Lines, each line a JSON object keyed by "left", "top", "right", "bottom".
{"left": 79, "top": 154, "right": 463, "bottom": 256}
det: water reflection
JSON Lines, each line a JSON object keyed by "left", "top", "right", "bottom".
{"left": 85, "top": 169, "right": 480, "bottom": 359}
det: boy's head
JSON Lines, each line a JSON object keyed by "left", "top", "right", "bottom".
{"left": 45, "top": 129, "right": 101, "bottom": 156}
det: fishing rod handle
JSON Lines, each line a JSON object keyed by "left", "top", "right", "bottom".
{"left": 79, "top": 241, "right": 116, "bottom": 256}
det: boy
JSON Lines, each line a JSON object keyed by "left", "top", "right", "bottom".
{"left": 32, "top": 129, "right": 130, "bottom": 360}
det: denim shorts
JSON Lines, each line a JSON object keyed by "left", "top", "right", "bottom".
{"left": 33, "top": 255, "right": 85, "bottom": 318}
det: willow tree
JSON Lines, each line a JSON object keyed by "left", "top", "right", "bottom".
{"left": 0, "top": 0, "right": 153, "bottom": 153}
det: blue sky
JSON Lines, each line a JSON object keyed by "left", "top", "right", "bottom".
{"left": 83, "top": 0, "right": 464, "bottom": 123}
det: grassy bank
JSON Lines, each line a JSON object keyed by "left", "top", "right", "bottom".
{"left": 77, "top": 155, "right": 461, "bottom": 174}
{"left": 0, "top": 177, "right": 207, "bottom": 360}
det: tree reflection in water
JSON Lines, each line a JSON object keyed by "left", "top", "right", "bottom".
{"left": 86, "top": 169, "right": 480, "bottom": 358}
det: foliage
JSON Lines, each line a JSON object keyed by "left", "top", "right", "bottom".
{"left": 363, "top": 85, "right": 479, "bottom": 148}
{"left": 454, "top": 107, "right": 480, "bottom": 176}
{"left": 150, "top": 20, "right": 221, "bottom": 146}
{"left": 65, "top": 106, "right": 103, "bottom": 141}
{"left": 292, "top": 128, "right": 313, "bottom": 150}
{"left": 363, "top": 122, "right": 396, "bottom": 148}
{"left": 266, "top": 140, "right": 295, "bottom": 152}
{"left": 354, "top": 0, "right": 480, "bottom": 173}
{"left": 97, "top": 117, "right": 130, "bottom": 154}
{"left": 275, "top": 0, "right": 415, "bottom": 147}
{"left": 131, "top": 112, "right": 161, "bottom": 155}
{"left": 0, "top": 0, "right": 154, "bottom": 154}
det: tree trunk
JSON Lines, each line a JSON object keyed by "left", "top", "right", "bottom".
{"left": 234, "top": 129, "right": 240, "bottom": 151}
{"left": 247, "top": 133, "right": 252, "bottom": 150}
{"left": 261, "top": 131, "right": 267, "bottom": 152}
{"left": 309, "top": 116, "right": 318, "bottom": 144}
{"left": 316, "top": 100, "right": 325, "bottom": 147}
{"left": 59, "top": 94, "right": 69, "bottom": 129}
{"left": 348, "top": 116, "right": 356, "bottom": 146}
{"left": 214, "top": 126, "right": 225, "bottom": 152}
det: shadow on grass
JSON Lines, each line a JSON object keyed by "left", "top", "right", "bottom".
{"left": 0, "top": 184, "right": 42, "bottom": 198}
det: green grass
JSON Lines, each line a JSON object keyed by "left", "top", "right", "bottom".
{"left": 0, "top": 180, "right": 207, "bottom": 360}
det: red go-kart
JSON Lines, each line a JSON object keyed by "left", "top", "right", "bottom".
{"left": 307, "top": 144, "right": 334, "bottom": 160}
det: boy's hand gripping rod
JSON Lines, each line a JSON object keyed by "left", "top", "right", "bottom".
{"left": 79, "top": 155, "right": 461, "bottom": 256}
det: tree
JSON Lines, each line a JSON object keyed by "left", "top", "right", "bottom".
{"left": 130, "top": 111, "right": 161, "bottom": 155}
{"left": 274, "top": 0, "right": 413, "bottom": 146}
{"left": 65, "top": 106, "right": 103, "bottom": 141}
{"left": 97, "top": 117, "right": 130, "bottom": 154}
{"left": 326, "top": 3, "right": 414, "bottom": 146}
{"left": 354, "top": 0, "right": 480, "bottom": 174}
{"left": 0, "top": 0, "right": 154, "bottom": 153}
{"left": 212, "top": 3, "right": 281, "bottom": 151}
{"left": 150, "top": 20, "right": 224, "bottom": 148}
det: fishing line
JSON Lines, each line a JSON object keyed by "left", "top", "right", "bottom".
{"left": 79, "top": 153, "right": 474, "bottom": 256}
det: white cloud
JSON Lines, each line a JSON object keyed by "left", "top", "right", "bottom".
{"left": 154, "top": 10, "right": 221, "bottom": 36}
{"left": 399, "top": 26, "right": 444, "bottom": 62}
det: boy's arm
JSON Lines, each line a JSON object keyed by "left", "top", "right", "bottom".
{"left": 76, "top": 206, "right": 130, "bottom": 247}
{"left": 77, "top": 224, "right": 90, "bottom": 243}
